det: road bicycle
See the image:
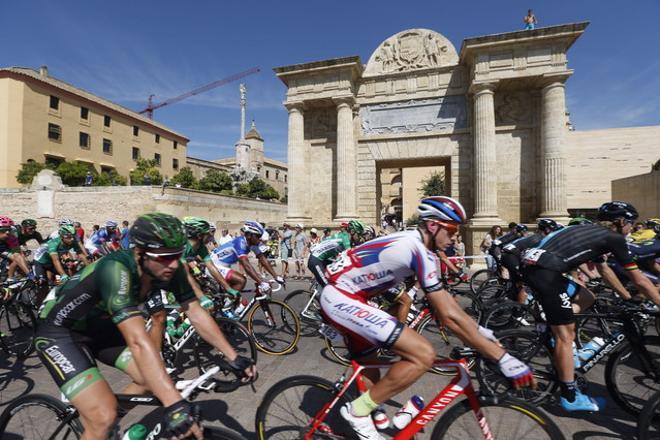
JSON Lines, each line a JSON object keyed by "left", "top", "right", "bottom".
{"left": 0, "top": 365, "right": 244, "bottom": 439}
{"left": 637, "top": 388, "right": 660, "bottom": 440}
{"left": 254, "top": 352, "right": 564, "bottom": 439}
{"left": 0, "top": 278, "right": 37, "bottom": 359}
{"left": 476, "top": 305, "right": 660, "bottom": 415}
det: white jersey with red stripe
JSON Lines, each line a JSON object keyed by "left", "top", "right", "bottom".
{"left": 325, "top": 230, "right": 443, "bottom": 299}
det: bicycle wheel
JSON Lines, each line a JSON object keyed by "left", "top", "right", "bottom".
{"left": 247, "top": 299, "right": 300, "bottom": 355}
{"left": 0, "top": 393, "right": 83, "bottom": 439}
{"left": 203, "top": 426, "right": 245, "bottom": 439}
{"left": 324, "top": 334, "right": 351, "bottom": 366}
{"left": 417, "top": 314, "right": 476, "bottom": 375}
{"left": 476, "top": 329, "right": 558, "bottom": 404}
{"left": 255, "top": 375, "right": 356, "bottom": 440}
{"left": 430, "top": 396, "right": 564, "bottom": 439}
{"left": 470, "top": 269, "right": 496, "bottom": 294}
{"left": 194, "top": 317, "right": 258, "bottom": 383}
{"left": 638, "top": 389, "right": 660, "bottom": 440}
{"left": 480, "top": 301, "right": 535, "bottom": 331}
{"left": 606, "top": 335, "right": 660, "bottom": 416}
{"left": 0, "top": 300, "right": 37, "bottom": 358}
{"left": 284, "top": 289, "right": 322, "bottom": 337}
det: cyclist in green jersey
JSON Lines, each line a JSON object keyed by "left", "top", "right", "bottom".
{"left": 309, "top": 220, "right": 369, "bottom": 286}
{"left": 36, "top": 213, "right": 256, "bottom": 439}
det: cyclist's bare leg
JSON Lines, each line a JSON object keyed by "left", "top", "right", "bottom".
{"left": 356, "top": 352, "right": 381, "bottom": 389}
{"left": 121, "top": 356, "right": 149, "bottom": 395}
{"left": 571, "top": 287, "right": 595, "bottom": 314}
{"left": 70, "top": 379, "right": 118, "bottom": 439}
{"left": 228, "top": 271, "right": 247, "bottom": 291}
{"left": 551, "top": 322, "right": 576, "bottom": 382}
{"left": 366, "top": 327, "right": 434, "bottom": 403}
{"left": 516, "top": 283, "right": 527, "bottom": 304}
{"left": 7, "top": 259, "right": 17, "bottom": 278}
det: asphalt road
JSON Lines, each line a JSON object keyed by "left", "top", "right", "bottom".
{"left": 0, "top": 278, "right": 641, "bottom": 439}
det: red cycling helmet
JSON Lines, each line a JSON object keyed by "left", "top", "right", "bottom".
{"left": 0, "top": 215, "right": 15, "bottom": 229}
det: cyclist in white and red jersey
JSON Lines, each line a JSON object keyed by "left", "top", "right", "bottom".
{"left": 320, "top": 196, "right": 535, "bottom": 440}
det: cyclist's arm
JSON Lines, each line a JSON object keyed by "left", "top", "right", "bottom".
{"left": 183, "top": 264, "right": 207, "bottom": 300}
{"left": 50, "top": 253, "right": 67, "bottom": 277}
{"left": 116, "top": 315, "right": 182, "bottom": 406}
{"left": 625, "top": 268, "right": 660, "bottom": 305}
{"left": 10, "top": 252, "right": 30, "bottom": 275}
{"left": 256, "top": 253, "right": 278, "bottom": 279}
{"left": 238, "top": 256, "right": 264, "bottom": 283}
{"left": 596, "top": 262, "right": 632, "bottom": 300}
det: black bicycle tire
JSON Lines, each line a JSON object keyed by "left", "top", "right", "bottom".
{"left": 284, "top": 289, "right": 322, "bottom": 337}
{"left": 469, "top": 269, "right": 496, "bottom": 294}
{"left": 247, "top": 299, "right": 301, "bottom": 355}
{"left": 254, "top": 375, "right": 355, "bottom": 440}
{"left": 203, "top": 425, "right": 245, "bottom": 439}
{"left": 480, "top": 300, "right": 534, "bottom": 331}
{"left": 605, "top": 335, "right": 660, "bottom": 416}
{"left": 430, "top": 397, "right": 565, "bottom": 439}
{"left": 638, "top": 389, "right": 660, "bottom": 440}
{"left": 0, "top": 301, "right": 37, "bottom": 358}
{"left": 0, "top": 393, "right": 83, "bottom": 438}
{"left": 417, "top": 314, "right": 476, "bottom": 376}
{"left": 324, "top": 333, "right": 351, "bottom": 366}
{"left": 194, "top": 317, "right": 258, "bottom": 384}
{"left": 475, "top": 329, "right": 558, "bottom": 404}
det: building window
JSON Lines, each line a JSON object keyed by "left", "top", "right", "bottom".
{"left": 79, "top": 132, "right": 90, "bottom": 149}
{"left": 133, "top": 126, "right": 139, "bottom": 137}
{"left": 49, "top": 96, "right": 59, "bottom": 110}
{"left": 132, "top": 147, "right": 140, "bottom": 161}
{"left": 155, "top": 134, "right": 160, "bottom": 143}
{"left": 173, "top": 158, "right": 179, "bottom": 170}
{"left": 266, "top": 170, "right": 270, "bottom": 179}
{"left": 104, "top": 115, "right": 111, "bottom": 127}
{"left": 101, "top": 165, "right": 114, "bottom": 174}
{"left": 276, "top": 171, "right": 280, "bottom": 180}
{"left": 45, "top": 155, "right": 64, "bottom": 168}
{"left": 154, "top": 153, "right": 161, "bottom": 166}
{"left": 173, "top": 140, "right": 177, "bottom": 149}
{"left": 80, "top": 107, "right": 89, "bottom": 120}
{"left": 284, "top": 174, "right": 287, "bottom": 183}
{"left": 48, "top": 123, "right": 61, "bottom": 141}
{"left": 102, "top": 138, "right": 113, "bottom": 155}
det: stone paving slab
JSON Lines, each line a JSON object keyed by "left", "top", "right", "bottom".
{"left": 0, "top": 279, "right": 637, "bottom": 439}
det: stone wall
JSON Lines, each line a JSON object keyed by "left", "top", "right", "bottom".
{"left": 612, "top": 170, "right": 659, "bottom": 220}
{"left": 0, "top": 185, "right": 287, "bottom": 234}
{"left": 566, "top": 126, "right": 660, "bottom": 210}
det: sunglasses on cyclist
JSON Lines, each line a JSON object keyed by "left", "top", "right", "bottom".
{"left": 145, "top": 251, "right": 183, "bottom": 263}
{"left": 427, "top": 220, "right": 459, "bottom": 235}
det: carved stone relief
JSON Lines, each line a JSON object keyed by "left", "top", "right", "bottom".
{"left": 304, "top": 108, "right": 337, "bottom": 140}
{"left": 364, "top": 29, "right": 459, "bottom": 77}
{"left": 494, "top": 91, "right": 533, "bottom": 125}
{"left": 360, "top": 96, "right": 467, "bottom": 135}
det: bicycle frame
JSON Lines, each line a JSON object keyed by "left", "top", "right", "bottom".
{"left": 306, "top": 358, "right": 493, "bottom": 440}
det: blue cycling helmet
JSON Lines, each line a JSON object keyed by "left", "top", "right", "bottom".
{"left": 242, "top": 220, "right": 265, "bottom": 236}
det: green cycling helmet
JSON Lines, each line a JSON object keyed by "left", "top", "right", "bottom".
{"left": 59, "top": 224, "right": 76, "bottom": 237}
{"left": 347, "top": 220, "right": 366, "bottom": 235}
{"left": 129, "top": 213, "right": 187, "bottom": 250}
{"left": 568, "top": 216, "right": 592, "bottom": 226}
{"left": 21, "top": 218, "right": 37, "bottom": 228}
{"left": 182, "top": 216, "right": 211, "bottom": 238}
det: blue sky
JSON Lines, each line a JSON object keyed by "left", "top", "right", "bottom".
{"left": 2, "top": 1, "right": 659, "bottom": 163}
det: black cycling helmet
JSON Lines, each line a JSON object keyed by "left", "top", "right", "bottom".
{"left": 129, "top": 213, "right": 187, "bottom": 250}
{"left": 515, "top": 224, "right": 528, "bottom": 233}
{"left": 537, "top": 218, "right": 558, "bottom": 232}
{"left": 597, "top": 201, "right": 639, "bottom": 222}
{"left": 21, "top": 218, "right": 37, "bottom": 228}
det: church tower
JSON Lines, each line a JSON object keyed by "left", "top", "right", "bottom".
{"left": 246, "top": 120, "right": 264, "bottom": 172}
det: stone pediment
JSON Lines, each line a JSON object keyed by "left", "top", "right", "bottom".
{"left": 364, "top": 29, "right": 459, "bottom": 78}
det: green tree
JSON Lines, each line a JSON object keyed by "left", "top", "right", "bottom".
{"left": 198, "top": 169, "right": 232, "bottom": 193}
{"left": 405, "top": 213, "right": 419, "bottom": 226}
{"left": 170, "top": 167, "right": 198, "bottom": 189}
{"left": 280, "top": 194, "right": 288, "bottom": 204}
{"left": 236, "top": 177, "right": 280, "bottom": 200}
{"left": 419, "top": 171, "right": 446, "bottom": 197}
{"left": 129, "top": 159, "right": 162, "bottom": 185}
{"left": 96, "top": 169, "right": 127, "bottom": 186}
{"left": 16, "top": 161, "right": 47, "bottom": 185}
{"left": 55, "top": 161, "right": 92, "bottom": 186}
{"left": 653, "top": 158, "right": 660, "bottom": 171}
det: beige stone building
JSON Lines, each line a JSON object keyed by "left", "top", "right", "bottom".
{"left": 0, "top": 66, "right": 189, "bottom": 187}
{"left": 274, "top": 23, "right": 660, "bottom": 252}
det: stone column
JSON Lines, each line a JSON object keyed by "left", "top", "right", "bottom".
{"left": 334, "top": 97, "right": 358, "bottom": 221}
{"left": 539, "top": 80, "right": 569, "bottom": 219}
{"left": 470, "top": 83, "right": 501, "bottom": 223}
{"left": 285, "top": 102, "right": 309, "bottom": 222}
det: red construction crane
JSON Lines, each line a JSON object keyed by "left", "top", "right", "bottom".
{"left": 139, "top": 66, "right": 260, "bottom": 119}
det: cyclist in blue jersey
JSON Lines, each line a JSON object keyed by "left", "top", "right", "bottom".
{"left": 210, "top": 221, "right": 284, "bottom": 294}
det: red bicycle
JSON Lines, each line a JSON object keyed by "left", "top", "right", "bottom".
{"left": 255, "top": 354, "right": 563, "bottom": 439}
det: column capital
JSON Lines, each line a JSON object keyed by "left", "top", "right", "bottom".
{"left": 333, "top": 96, "right": 356, "bottom": 108}
{"left": 469, "top": 81, "right": 497, "bottom": 95}
{"left": 538, "top": 71, "right": 572, "bottom": 89}
{"left": 284, "top": 101, "right": 305, "bottom": 113}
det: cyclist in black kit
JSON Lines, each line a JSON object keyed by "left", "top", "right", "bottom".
{"left": 521, "top": 201, "right": 660, "bottom": 412}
